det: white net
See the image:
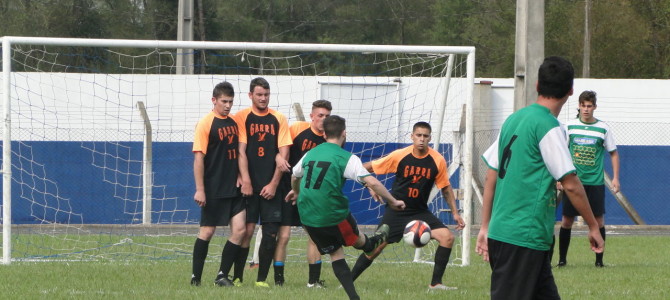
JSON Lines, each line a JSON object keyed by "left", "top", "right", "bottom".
{"left": 1, "top": 38, "right": 474, "bottom": 265}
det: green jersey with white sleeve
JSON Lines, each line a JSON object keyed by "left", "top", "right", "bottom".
{"left": 482, "top": 104, "right": 576, "bottom": 251}
{"left": 566, "top": 118, "right": 617, "bottom": 185}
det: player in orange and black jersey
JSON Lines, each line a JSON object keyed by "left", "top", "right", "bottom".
{"left": 236, "top": 77, "right": 293, "bottom": 288}
{"left": 191, "top": 81, "right": 247, "bottom": 287}
{"left": 274, "top": 100, "right": 332, "bottom": 287}
{"left": 350, "top": 121, "right": 466, "bottom": 291}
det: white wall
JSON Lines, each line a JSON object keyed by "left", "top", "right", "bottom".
{"left": 5, "top": 73, "right": 669, "bottom": 145}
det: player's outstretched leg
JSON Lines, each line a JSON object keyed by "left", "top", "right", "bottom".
{"left": 354, "top": 224, "right": 389, "bottom": 255}
{"left": 595, "top": 227, "right": 606, "bottom": 267}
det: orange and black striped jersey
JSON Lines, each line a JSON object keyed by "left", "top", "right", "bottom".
{"left": 371, "top": 145, "right": 450, "bottom": 210}
{"left": 288, "top": 121, "right": 325, "bottom": 168}
{"left": 192, "top": 110, "right": 240, "bottom": 198}
{"left": 237, "top": 107, "right": 292, "bottom": 192}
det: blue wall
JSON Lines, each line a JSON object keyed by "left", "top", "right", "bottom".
{"left": 1, "top": 142, "right": 666, "bottom": 225}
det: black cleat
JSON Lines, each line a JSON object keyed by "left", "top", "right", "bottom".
{"left": 365, "top": 224, "right": 389, "bottom": 256}
{"left": 275, "top": 280, "right": 284, "bottom": 286}
{"left": 595, "top": 262, "right": 605, "bottom": 268}
{"left": 191, "top": 278, "right": 201, "bottom": 286}
{"left": 556, "top": 261, "right": 567, "bottom": 267}
{"left": 215, "top": 276, "right": 235, "bottom": 287}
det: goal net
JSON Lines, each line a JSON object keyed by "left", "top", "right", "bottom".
{"left": 1, "top": 37, "right": 475, "bottom": 266}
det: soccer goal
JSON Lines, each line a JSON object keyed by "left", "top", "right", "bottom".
{"left": 1, "top": 36, "right": 475, "bottom": 266}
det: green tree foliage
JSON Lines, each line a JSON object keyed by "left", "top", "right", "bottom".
{"left": 2, "top": 0, "right": 670, "bottom": 78}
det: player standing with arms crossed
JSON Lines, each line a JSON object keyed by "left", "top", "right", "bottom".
{"left": 190, "top": 81, "right": 247, "bottom": 287}
{"left": 476, "top": 57, "right": 604, "bottom": 299}
{"left": 350, "top": 121, "right": 465, "bottom": 291}
{"left": 557, "top": 90, "right": 620, "bottom": 268}
{"left": 285, "top": 115, "right": 405, "bottom": 300}
{"left": 274, "top": 100, "right": 332, "bottom": 287}
{"left": 237, "top": 77, "right": 292, "bottom": 287}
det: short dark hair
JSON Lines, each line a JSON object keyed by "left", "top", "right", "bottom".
{"left": 412, "top": 121, "right": 431, "bottom": 133}
{"left": 537, "top": 56, "right": 574, "bottom": 99}
{"left": 312, "top": 99, "right": 332, "bottom": 111}
{"left": 213, "top": 81, "right": 234, "bottom": 98}
{"left": 578, "top": 90, "right": 597, "bottom": 106}
{"left": 323, "top": 115, "right": 346, "bottom": 138}
{"left": 249, "top": 77, "right": 270, "bottom": 92}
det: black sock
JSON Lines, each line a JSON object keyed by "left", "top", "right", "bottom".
{"left": 431, "top": 246, "right": 452, "bottom": 286}
{"left": 558, "top": 227, "right": 572, "bottom": 263}
{"left": 308, "top": 260, "right": 322, "bottom": 284}
{"left": 218, "top": 240, "right": 241, "bottom": 278}
{"left": 234, "top": 247, "right": 249, "bottom": 282}
{"left": 192, "top": 238, "right": 210, "bottom": 281}
{"left": 351, "top": 254, "right": 373, "bottom": 282}
{"left": 257, "top": 224, "right": 278, "bottom": 282}
{"left": 274, "top": 261, "right": 285, "bottom": 283}
{"left": 356, "top": 234, "right": 378, "bottom": 253}
{"left": 596, "top": 227, "right": 606, "bottom": 264}
{"left": 332, "top": 258, "right": 359, "bottom": 300}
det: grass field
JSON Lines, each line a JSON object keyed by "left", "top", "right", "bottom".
{"left": 1, "top": 234, "right": 669, "bottom": 299}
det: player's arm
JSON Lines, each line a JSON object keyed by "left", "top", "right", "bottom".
{"left": 237, "top": 142, "right": 253, "bottom": 197}
{"left": 193, "top": 152, "right": 206, "bottom": 207}
{"left": 260, "top": 145, "right": 289, "bottom": 200}
{"left": 609, "top": 150, "right": 620, "bottom": 193}
{"left": 360, "top": 175, "right": 405, "bottom": 211}
{"left": 441, "top": 185, "right": 464, "bottom": 230}
{"left": 275, "top": 146, "right": 291, "bottom": 173}
{"left": 361, "top": 161, "right": 383, "bottom": 202}
{"left": 560, "top": 173, "right": 605, "bottom": 253}
{"left": 476, "top": 168, "right": 497, "bottom": 262}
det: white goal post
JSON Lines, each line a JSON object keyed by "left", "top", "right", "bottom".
{"left": 1, "top": 36, "right": 475, "bottom": 266}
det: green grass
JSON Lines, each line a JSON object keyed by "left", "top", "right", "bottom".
{"left": 1, "top": 235, "right": 669, "bottom": 299}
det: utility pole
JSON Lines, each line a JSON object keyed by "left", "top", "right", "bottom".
{"left": 514, "top": 0, "right": 545, "bottom": 111}
{"left": 583, "top": 0, "right": 591, "bottom": 78}
{"left": 177, "top": 0, "right": 194, "bottom": 74}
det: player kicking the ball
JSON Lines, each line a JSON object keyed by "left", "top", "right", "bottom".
{"left": 350, "top": 121, "right": 465, "bottom": 291}
{"left": 285, "top": 115, "right": 405, "bottom": 300}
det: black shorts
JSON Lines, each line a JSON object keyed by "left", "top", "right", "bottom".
{"left": 200, "top": 196, "right": 245, "bottom": 227}
{"left": 304, "top": 213, "right": 361, "bottom": 255}
{"left": 562, "top": 184, "right": 606, "bottom": 217}
{"left": 379, "top": 208, "right": 447, "bottom": 244}
{"left": 488, "top": 238, "right": 560, "bottom": 300}
{"left": 245, "top": 193, "right": 282, "bottom": 224}
{"left": 278, "top": 179, "right": 301, "bottom": 226}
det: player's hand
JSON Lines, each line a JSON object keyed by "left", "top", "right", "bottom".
{"left": 240, "top": 180, "right": 253, "bottom": 197}
{"left": 389, "top": 199, "right": 405, "bottom": 211}
{"left": 276, "top": 154, "right": 291, "bottom": 173}
{"left": 452, "top": 213, "right": 465, "bottom": 230}
{"left": 611, "top": 178, "right": 620, "bottom": 194}
{"left": 260, "top": 183, "right": 277, "bottom": 200}
{"left": 285, "top": 190, "right": 297, "bottom": 205}
{"left": 588, "top": 227, "right": 605, "bottom": 254}
{"left": 194, "top": 190, "right": 206, "bottom": 207}
{"left": 476, "top": 228, "right": 489, "bottom": 262}
{"left": 367, "top": 186, "right": 383, "bottom": 203}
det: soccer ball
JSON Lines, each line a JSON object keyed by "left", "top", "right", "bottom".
{"left": 403, "top": 220, "right": 431, "bottom": 248}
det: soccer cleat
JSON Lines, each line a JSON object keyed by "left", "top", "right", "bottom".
{"left": 595, "top": 262, "right": 605, "bottom": 268}
{"left": 249, "top": 262, "right": 259, "bottom": 269}
{"left": 556, "top": 261, "right": 567, "bottom": 267}
{"left": 365, "top": 224, "right": 390, "bottom": 255}
{"left": 233, "top": 278, "right": 243, "bottom": 287}
{"left": 214, "top": 276, "right": 234, "bottom": 287}
{"left": 190, "top": 277, "right": 201, "bottom": 286}
{"left": 275, "top": 280, "right": 284, "bottom": 287}
{"left": 428, "top": 283, "right": 458, "bottom": 291}
{"left": 254, "top": 281, "right": 270, "bottom": 288}
{"left": 307, "top": 280, "right": 326, "bottom": 288}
